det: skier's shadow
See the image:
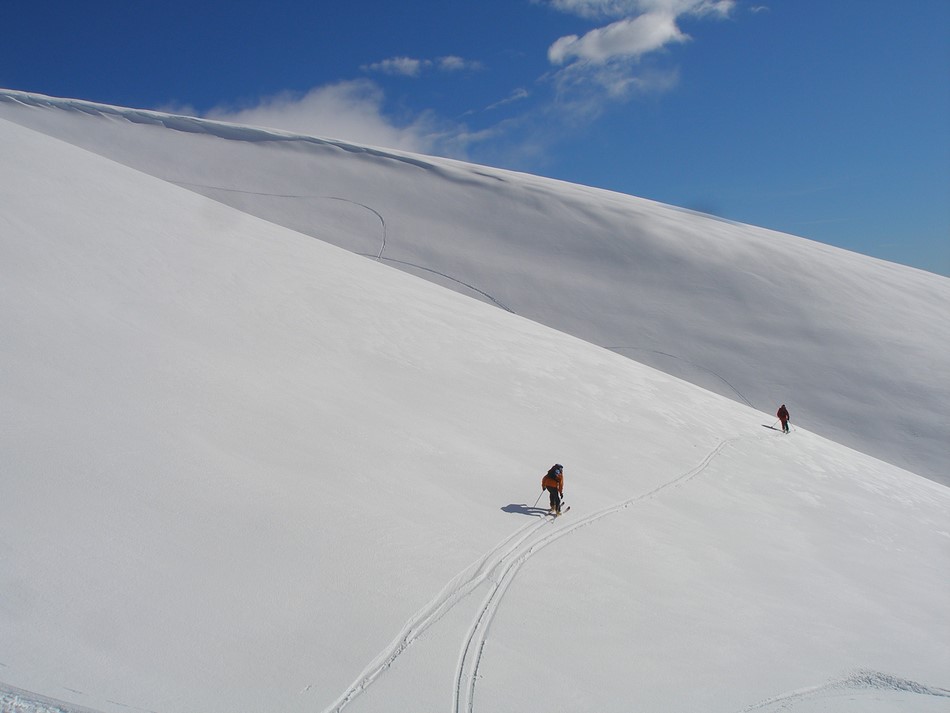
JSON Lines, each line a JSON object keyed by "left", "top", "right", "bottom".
{"left": 501, "top": 503, "right": 549, "bottom": 517}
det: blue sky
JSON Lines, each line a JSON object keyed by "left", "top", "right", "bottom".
{"left": 3, "top": 0, "right": 948, "bottom": 275}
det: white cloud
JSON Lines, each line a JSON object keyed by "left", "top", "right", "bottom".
{"left": 362, "top": 56, "right": 426, "bottom": 77}
{"left": 548, "top": 0, "right": 734, "bottom": 65}
{"left": 548, "top": 12, "right": 687, "bottom": 64}
{"left": 686, "top": 0, "right": 735, "bottom": 17}
{"left": 197, "top": 1, "right": 732, "bottom": 168}
{"left": 437, "top": 55, "right": 485, "bottom": 72}
{"left": 540, "top": 0, "right": 733, "bottom": 120}
{"left": 542, "top": 0, "right": 733, "bottom": 20}
{"left": 542, "top": 0, "right": 640, "bottom": 19}
{"left": 205, "top": 80, "right": 443, "bottom": 153}
{"left": 362, "top": 55, "right": 483, "bottom": 77}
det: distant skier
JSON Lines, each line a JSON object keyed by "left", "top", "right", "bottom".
{"left": 541, "top": 464, "right": 565, "bottom": 515}
{"left": 777, "top": 404, "right": 791, "bottom": 433}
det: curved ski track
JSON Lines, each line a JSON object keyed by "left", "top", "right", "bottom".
{"left": 172, "top": 183, "right": 515, "bottom": 312}
{"left": 608, "top": 346, "right": 756, "bottom": 409}
{"left": 453, "top": 436, "right": 737, "bottom": 713}
{"left": 318, "top": 514, "right": 552, "bottom": 713}
{"left": 319, "top": 437, "right": 738, "bottom": 713}
{"left": 174, "top": 181, "right": 761, "bottom": 711}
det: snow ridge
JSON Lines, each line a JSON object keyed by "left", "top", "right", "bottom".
{"left": 0, "top": 89, "right": 440, "bottom": 171}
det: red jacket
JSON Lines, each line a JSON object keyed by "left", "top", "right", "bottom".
{"left": 777, "top": 405, "right": 790, "bottom": 422}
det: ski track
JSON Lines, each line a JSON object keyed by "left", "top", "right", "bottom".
{"left": 453, "top": 436, "right": 738, "bottom": 713}
{"left": 18, "top": 177, "right": 784, "bottom": 712}
{"left": 365, "top": 257, "right": 516, "bottom": 314}
{"left": 327, "top": 196, "right": 387, "bottom": 261}
{"left": 316, "top": 437, "right": 737, "bottom": 713}
{"left": 171, "top": 182, "right": 516, "bottom": 312}
{"left": 171, "top": 182, "right": 388, "bottom": 260}
{"left": 316, "top": 515, "right": 551, "bottom": 713}
{"left": 608, "top": 346, "right": 756, "bottom": 409}
{"left": 91, "top": 176, "right": 884, "bottom": 712}
{"left": 738, "top": 670, "right": 950, "bottom": 711}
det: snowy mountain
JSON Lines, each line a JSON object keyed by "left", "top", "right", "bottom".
{"left": 1, "top": 89, "right": 948, "bottom": 487}
{"left": 1, "top": 91, "right": 948, "bottom": 713}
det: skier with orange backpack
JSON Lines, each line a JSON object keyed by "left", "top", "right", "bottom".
{"left": 541, "top": 464, "right": 565, "bottom": 515}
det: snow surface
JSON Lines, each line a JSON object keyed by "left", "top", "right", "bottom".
{"left": 0, "top": 89, "right": 947, "bottom": 486}
{"left": 1, "top": 93, "right": 949, "bottom": 713}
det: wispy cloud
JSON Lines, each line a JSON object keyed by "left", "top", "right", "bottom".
{"left": 437, "top": 55, "right": 484, "bottom": 72}
{"left": 550, "top": 62, "right": 681, "bottom": 110}
{"left": 541, "top": 0, "right": 735, "bottom": 105}
{"left": 544, "top": 0, "right": 643, "bottom": 20}
{"left": 535, "top": 0, "right": 736, "bottom": 121}
{"left": 484, "top": 88, "right": 531, "bottom": 112}
{"left": 362, "top": 55, "right": 484, "bottom": 77}
{"left": 542, "top": 0, "right": 734, "bottom": 20}
{"left": 205, "top": 80, "right": 449, "bottom": 153}
{"left": 362, "top": 56, "right": 427, "bottom": 77}
{"left": 198, "top": 2, "right": 735, "bottom": 166}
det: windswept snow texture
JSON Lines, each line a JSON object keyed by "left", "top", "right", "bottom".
{"left": 1, "top": 95, "right": 949, "bottom": 713}
{"left": 0, "top": 89, "right": 948, "bottom": 486}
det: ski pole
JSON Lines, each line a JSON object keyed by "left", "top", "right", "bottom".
{"left": 533, "top": 491, "right": 543, "bottom": 508}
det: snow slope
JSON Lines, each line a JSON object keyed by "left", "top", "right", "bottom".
{"left": 1, "top": 89, "right": 947, "bottom": 486}
{"left": 1, "top": 107, "right": 948, "bottom": 713}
